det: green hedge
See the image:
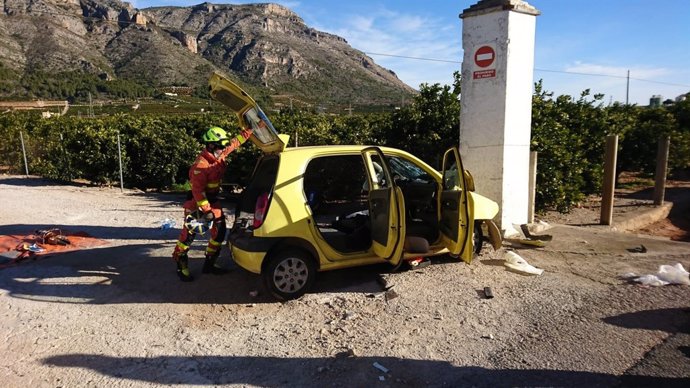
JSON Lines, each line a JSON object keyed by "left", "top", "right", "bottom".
{"left": 0, "top": 113, "right": 261, "bottom": 189}
{"left": 1, "top": 83, "right": 689, "bottom": 214}
{"left": 531, "top": 82, "right": 690, "bottom": 211}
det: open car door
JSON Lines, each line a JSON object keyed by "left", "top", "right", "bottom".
{"left": 361, "top": 147, "right": 405, "bottom": 266}
{"left": 439, "top": 147, "right": 473, "bottom": 263}
{"left": 208, "top": 72, "right": 287, "bottom": 154}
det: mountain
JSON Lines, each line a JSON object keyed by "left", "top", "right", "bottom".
{"left": 0, "top": 0, "right": 416, "bottom": 105}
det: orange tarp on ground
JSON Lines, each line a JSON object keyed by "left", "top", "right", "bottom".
{"left": 0, "top": 231, "right": 109, "bottom": 265}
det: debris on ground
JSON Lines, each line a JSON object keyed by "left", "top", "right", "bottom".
{"left": 483, "top": 286, "right": 494, "bottom": 299}
{"left": 0, "top": 231, "right": 108, "bottom": 269}
{"left": 520, "top": 224, "right": 553, "bottom": 241}
{"left": 18, "top": 242, "right": 45, "bottom": 253}
{"left": 503, "top": 223, "right": 554, "bottom": 248}
{"left": 159, "top": 218, "right": 177, "bottom": 230}
{"left": 407, "top": 257, "right": 431, "bottom": 269}
{"left": 626, "top": 244, "right": 648, "bottom": 253}
{"left": 373, "top": 362, "right": 389, "bottom": 373}
{"left": 384, "top": 289, "right": 399, "bottom": 302}
{"left": 624, "top": 263, "right": 690, "bottom": 286}
{"left": 503, "top": 251, "right": 544, "bottom": 275}
{"left": 35, "top": 228, "right": 71, "bottom": 245}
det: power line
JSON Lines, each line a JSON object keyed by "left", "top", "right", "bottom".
{"left": 366, "top": 52, "right": 690, "bottom": 89}
{"left": 535, "top": 68, "right": 690, "bottom": 88}
{"left": 364, "top": 52, "right": 461, "bottom": 64}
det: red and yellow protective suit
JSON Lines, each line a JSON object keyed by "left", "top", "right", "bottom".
{"left": 173, "top": 129, "right": 252, "bottom": 262}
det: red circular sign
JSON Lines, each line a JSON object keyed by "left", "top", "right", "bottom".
{"left": 474, "top": 46, "right": 495, "bottom": 68}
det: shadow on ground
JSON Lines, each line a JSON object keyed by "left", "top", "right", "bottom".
{"left": 0, "top": 177, "right": 92, "bottom": 188}
{"left": 0, "top": 239, "right": 389, "bottom": 305}
{"left": 0, "top": 223, "right": 181, "bottom": 241}
{"left": 40, "top": 353, "right": 690, "bottom": 387}
{"left": 621, "top": 185, "right": 690, "bottom": 241}
{"left": 603, "top": 308, "right": 690, "bottom": 334}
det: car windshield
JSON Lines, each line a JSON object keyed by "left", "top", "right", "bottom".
{"left": 386, "top": 156, "right": 434, "bottom": 183}
{"left": 243, "top": 107, "right": 278, "bottom": 144}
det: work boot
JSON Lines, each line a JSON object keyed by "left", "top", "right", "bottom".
{"left": 175, "top": 253, "right": 194, "bottom": 282}
{"left": 202, "top": 255, "right": 230, "bottom": 275}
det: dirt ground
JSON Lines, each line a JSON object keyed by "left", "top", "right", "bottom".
{"left": 1, "top": 175, "right": 689, "bottom": 387}
{"left": 538, "top": 175, "right": 690, "bottom": 242}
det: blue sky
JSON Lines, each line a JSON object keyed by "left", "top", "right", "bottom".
{"left": 133, "top": 0, "right": 690, "bottom": 105}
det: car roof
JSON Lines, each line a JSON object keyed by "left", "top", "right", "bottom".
{"left": 275, "top": 145, "right": 441, "bottom": 176}
{"left": 281, "top": 144, "right": 398, "bottom": 154}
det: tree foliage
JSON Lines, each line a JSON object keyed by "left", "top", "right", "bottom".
{"left": 1, "top": 81, "right": 688, "bottom": 214}
{"left": 0, "top": 69, "right": 156, "bottom": 102}
{"left": 382, "top": 71, "right": 461, "bottom": 169}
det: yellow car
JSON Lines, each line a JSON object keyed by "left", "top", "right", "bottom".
{"left": 209, "top": 73, "right": 501, "bottom": 300}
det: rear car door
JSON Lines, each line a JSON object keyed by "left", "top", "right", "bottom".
{"left": 361, "top": 147, "right": 405, "bottom": 266}
{"left": 439, "top": 147, "right": 472, "bottom": 262}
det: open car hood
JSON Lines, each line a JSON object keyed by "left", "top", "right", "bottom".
{"left": 208, "top": 72, "right": 287, "bottom": 154}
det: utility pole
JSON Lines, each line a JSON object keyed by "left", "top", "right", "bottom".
{"left": 626, "top": 70, "right": 630, "bottom": 105}
{"left": 88, "top": 92, "right": 94, "bottom": 117}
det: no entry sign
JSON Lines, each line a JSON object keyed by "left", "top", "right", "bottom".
{"left": 473, "top": 44, "right": 496, "bottom": 79}
{"left": 474, "top": 45, "right": 495, "bottom": 68}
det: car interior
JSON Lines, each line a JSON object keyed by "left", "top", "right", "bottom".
{"left": 234, "top": 155, "right": 280, "bottom": 227}
{"left": 303, "top": 154, "right": 440, "bottom": 254}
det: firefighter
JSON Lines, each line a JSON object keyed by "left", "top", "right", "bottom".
{"left": 172, "top": 126, "right": 252, "bottom": 282}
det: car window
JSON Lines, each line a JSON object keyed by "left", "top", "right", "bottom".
{"left": 304, "top": 155, "right": 368, "bottom": 202}
{"left": 443, "top": 160, "right": 460, "bottom": 190}
{"left": 243, "top": 107, "right": 278, "bottom": 143}
{"left": 386, "top": 156, "right": 434, "bottom": 184}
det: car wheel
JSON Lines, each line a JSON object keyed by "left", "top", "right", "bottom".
{"left": 262, "top": 249, "right": 316, "bottom": 301}
{"left": 473, "top": 220, "right": 484, "bottom": 256}
{"left": 389, "top": 256, "right": 405, "bottom": 272}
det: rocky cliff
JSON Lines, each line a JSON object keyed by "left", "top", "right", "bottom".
{"left": 0, "top": 0, "right": 416, "bottom": 104}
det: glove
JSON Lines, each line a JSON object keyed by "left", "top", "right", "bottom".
{"left": 237, "top": 129, "right": 253, "bottom": 144}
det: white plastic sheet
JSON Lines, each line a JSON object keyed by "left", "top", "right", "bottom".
{"left": 503, "top": 251, "right": 544, "bottom": 275}
{"left": 630, "top": 263, "right": 690, "bottom": 286}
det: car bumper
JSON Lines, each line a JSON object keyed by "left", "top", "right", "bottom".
{"left": 229, "top": 230, "right": 287, "bottom": 274}
{"left": 231, "top": 245, "right": 264, "bottom": 274}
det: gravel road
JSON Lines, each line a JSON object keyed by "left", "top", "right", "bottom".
{"left": 1, "top": 176, "right": 689, "bottom": 387}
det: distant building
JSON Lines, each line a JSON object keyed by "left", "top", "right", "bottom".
{"left": 649, "top": 95, "right": 662, "bottom": 107}
{"left": 159, "top": 86, "right": 193, "bottom": 96}
{"left": 0, "top": 100, "right": 69, "bottom": 117}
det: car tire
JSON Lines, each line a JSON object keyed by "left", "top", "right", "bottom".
{"left": 262, "top": 249, "right": 316, "bottom": 301}
{"left": 388, "top": 253, "right": 406, "bottom": 272}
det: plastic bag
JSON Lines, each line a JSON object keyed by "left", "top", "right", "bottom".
{"left": 631, "top": 263, "right": 689, "bottom": 286}
{"left": 657, "top": 263, "right": 690, "bottom": 285}
{"left": 634, "top": 274, "right": 669, "bottom": 287}
{"left": 160, "top": 218, "right": 177, "bottom": 230}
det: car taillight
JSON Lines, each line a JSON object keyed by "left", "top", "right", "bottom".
{"left": 253, "top": 192, "right": 269, "bottom": 229}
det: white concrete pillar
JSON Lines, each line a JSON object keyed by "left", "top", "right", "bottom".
{"left": 459, "top": 0, "right": 540, "bottom": 236}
